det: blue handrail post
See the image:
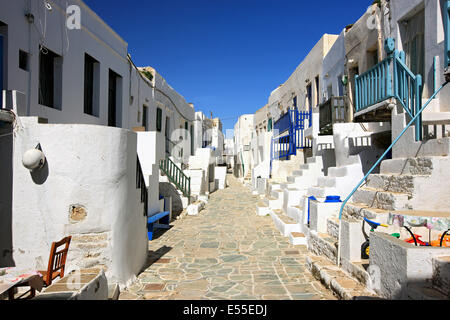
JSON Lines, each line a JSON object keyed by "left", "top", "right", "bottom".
{"left": 415, "top": 75, "right": 423, "bottom": 141}
{"left": 355, "top": 75, "right": 359, "bottom": 111}
{"left": 386, "top": 57, "right": 393, "bottom": 97}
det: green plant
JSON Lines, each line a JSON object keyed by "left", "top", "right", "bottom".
{"left": 141, "top": 70, "right": 153, "bottom": 81}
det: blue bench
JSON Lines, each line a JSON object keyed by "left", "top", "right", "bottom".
{"left": 147, "top": 211, "right": 170, "bottom": 240}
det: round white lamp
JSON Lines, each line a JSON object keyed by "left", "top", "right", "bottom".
{"left": 22, "top": 148, "right": 46, "bottom": 171}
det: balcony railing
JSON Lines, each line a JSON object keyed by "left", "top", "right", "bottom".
{"left": 355, "top": 56, "right": 395, "bottom": 112}
{"left": 319, "top": 96, "right": 347, "bottom": 135}
{"left": 160, "top": 157, "right": 191, "bottom": 199}
{"left": 354, "top": 41, "right": 423, "bottom": 141}
{"left": 136, "top": 156, "right": 148, "bottom": 216}
{"left": 270, "top": 108, "right": 311, "bottom": 163}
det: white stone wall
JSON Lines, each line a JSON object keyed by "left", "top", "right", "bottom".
{"left": 137, "top": 131, "right": 165, "bottom": 216}
{"left": 322, "top": 29, "right": 346, "bottom": 100}
{"left": 12, "top": 117, "right": 148, "bottom": 286}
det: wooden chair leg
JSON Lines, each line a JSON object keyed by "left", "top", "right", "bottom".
{"left": 8, "top": 288, "right": 15, "bottom": 300}
{"left": 28, "top": 288, "right": 36, "bottom": 299}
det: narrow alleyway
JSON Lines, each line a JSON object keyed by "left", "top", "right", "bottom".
{"left": 119, "top": 175, "right": 336, "bottom": 300}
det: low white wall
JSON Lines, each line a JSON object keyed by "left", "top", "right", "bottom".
{"left": 214, "top": 167, "right": 227, "bottom": 190}
{"left": 189, "top": 148, "right": 215, "bottom": 193}
{"left": 137, "top": 131, "right": 164, "bottom": 216}
{"left": 12, "top": 117, "right": 147, "bottom": 286}
{"left": 370, "top": 232, "right": 450, "bottom": 299}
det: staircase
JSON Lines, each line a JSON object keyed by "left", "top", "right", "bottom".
{"left": 160, "top": 157, "right": 194, "bottom": 209}
{"left": 256, "top": 155, "right": 326, "bottom": 246}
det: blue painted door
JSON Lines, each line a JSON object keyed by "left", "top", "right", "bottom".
{"left": 0, "top": 34, "right": 3, "bottom": 109}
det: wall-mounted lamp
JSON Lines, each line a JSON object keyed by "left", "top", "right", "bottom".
{"left": 22, "top": 144, "right": 46, "bottom": 171}
{"left": 44, "top": 1, "right": 53, "bottom": 11}
{"left": 25, "top": 12, "right": 35, "bottom": 24}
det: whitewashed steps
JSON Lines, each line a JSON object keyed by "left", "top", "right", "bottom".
{"left": 352, "top": 187, "right": 411, "bottom": 211}
{"left": 283, "top": 188, "right": 306, "bottom": 212}
{"left": 270, "top": 210, "right": 301, "bottom": 237}
{"left": 257, "top": 201, "right": 271, "bottom": 216}
{"left": 289, "top": 232, "right": 307, "bottom": 246}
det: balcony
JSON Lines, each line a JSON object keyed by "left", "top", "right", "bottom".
{"left": 354, "top": 43, "right": 423, "bottom": 140}
{"left": 319, "top": 96, "right": 348, "bottom": 135}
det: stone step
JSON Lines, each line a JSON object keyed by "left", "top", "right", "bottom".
{"left": 267, "top": 183, "right": 282, "bottom": 195}
{"left": 326, "top": 218, "right": 340, "bottom": 241}
{"left": 271, "top": 189, "right": 284, "bottom": 200}
{"left": 306, "top": 254, "right": 377, "bottom": 300}
{"left": 291, "top": 170, "right": 304, "bottom": 177}
{"left": 286, "top": 205, "right": 304, "bottom": 224}
{"left": 308, "top": 231, "right": 338, "bottom": 264}
{"left": 264, "top": 196, "right": 283, "bottom": 210}
{"left": 327, "top": 166, "right": 350, "bottom": 178}
{"left": 432, "top": 256, "right": 450, "bottom": 298}
{"left": 283, "top": 188, "right": 306, "bottom": 213}
{"left": 256, "top": 202, "right": 271, "bottom": 216}
{"left": 366, "top": 173, "right": 422, "bottom": 194}
{"left": 343, "top": 202, "right": 391, "bottom": 221}
{"left": 271, "top": 210, "right": 301, "bottom": 237}
{"left": 380, "top": 156, "right": 443, "bottom": 176}
{"left": 317, "top": 176, "right": 337, "bottom": 188}
{"left": 407, "top": 284, "right": 449, "bottom": 300}
{"left": 307, "top": 157, "right": 317, "bottom": 164}
{"left": 307, "top": 186, "right": 339, "bottom": 199}
{"left": 289, "top": 232, "right": 307, "bottom": 246}
{"left": 300, "top": 164, "right": 313, "bottom": 170}
{"left": 280, "top": 182, "right": 295, "bottom": 189}
{"left": 352, "top": 187, "right": 411, "bottom": 211}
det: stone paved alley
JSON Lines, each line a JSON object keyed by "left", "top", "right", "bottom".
{"left": 119, "top": 175, "right": 335, "bottom": 300}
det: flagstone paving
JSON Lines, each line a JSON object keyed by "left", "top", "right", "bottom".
{"left": 119, "top": 175, "right": 336, "bottom": 300}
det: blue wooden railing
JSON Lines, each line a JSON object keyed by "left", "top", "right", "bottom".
{"left": 355, "top": 56, "right": 394, "bottom": 111}
{"left": 355, "top": 41, "right": 423, "bottom": 141}
{"left": 270, "top": 109, "right": 311, "bottom": 163}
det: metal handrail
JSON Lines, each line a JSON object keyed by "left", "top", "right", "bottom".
{"left": 160, "top": 157, "right": 191, "bottom": 198}
{"left": 336, "top": 81, "right": 449, "bottom": 267}
{"left": 136, "top": 156, "right": 148, "bottom": 216}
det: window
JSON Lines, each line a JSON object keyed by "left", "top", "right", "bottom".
{"left": 400, "top": 9, "right": 425, "bottom": 91}
{"left": 315, "top": 76, "right": 320, "bottom": 106}
{"left": 39, "top": 46, "right": 62, "bottom": 109}
{"left": 19, "top": 50, "right": 29, "bottom": 71}
{"left": 165, "top": 116, "right": 170, "bottom": 154}
{"left": 142, "top": 105, "right": 148, "bottom": 131}
{"left": 156, "top": 107, "right": 162, "bottom": 132}
{"left": 338, "top": 75, "right": 344, "bottom": 97}
{"left": 84, "top": 54, "right": 99, "bottom": 116}
{"left": 293, "top": 96, "right": 297, "bottom": 109}
{"left": 108, "top": 69, "right": 121, "bottom": 127}
{"left": 185, "top": 121, "right": 188, "bottom": 139}
{"left": 267, "top": 118, "right": 273, "bottom": 132}
{"left": 306, "top": 83, "right": 312, "bottom": 110}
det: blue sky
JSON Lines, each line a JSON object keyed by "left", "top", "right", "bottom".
{"left": 84, "top": 0, "right": 371, "bottom": 130}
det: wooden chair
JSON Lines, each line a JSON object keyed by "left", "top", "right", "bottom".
{"left": 38, "top": 236, "right": 72, "bottom": 287}
{"left": 8, "top": 236, "right": 72, "bottom": 299}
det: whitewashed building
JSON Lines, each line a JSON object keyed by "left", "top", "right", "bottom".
{"left": 0, "top": 0, "right": 206, "bottom": 288}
